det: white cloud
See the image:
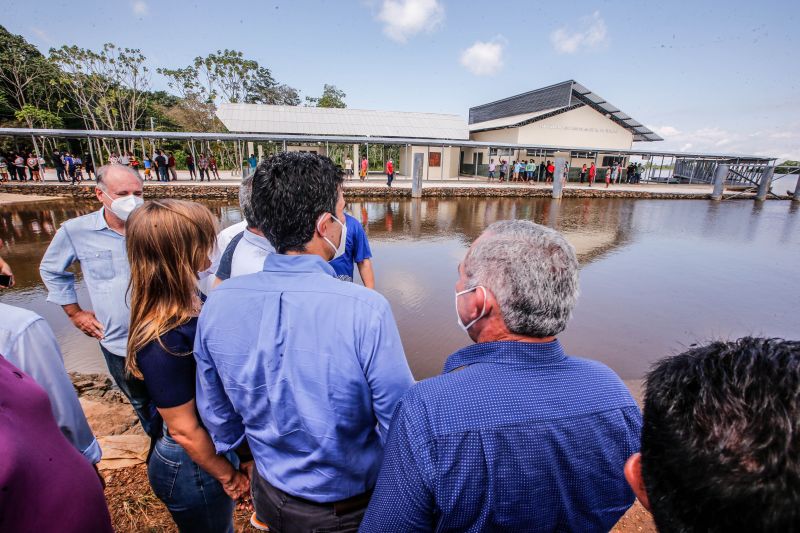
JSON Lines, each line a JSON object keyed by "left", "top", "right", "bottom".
{"left": 649, "top": 124, "right": 800, "bottom": 160}
{"left": 29, "top": 27, "right": 52, "bottom": 44}
{"left": 460, "top": 38, "right": 505, "bottom": 76}
{"left": 550, "top": 11, "right": 607, "bottom": 54}
{"left": 132, "top": 1, "right": 148, "bottom": 16}
{"left": 377, "top": 0, "right": 444, "bottom": 43}
{"left": 650, "top": 125, "right": 681, "bottom": 138}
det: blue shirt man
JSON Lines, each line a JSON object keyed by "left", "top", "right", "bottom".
{"left": 329, "top": 212, "right": 373, "bottom": 286}
{"left": 39, "top": 165, "right": 154, "bottom": 436}
{"left": 194, "top": 152, "right": 414, "bottom": 531}
{"left": 40, "top": 208, "right": 130, "bottom": 357}
{"left": 361, "top": 220, "right": 641, "bottom": 532}
{"left": 0, "top": 302, "right": 102, "bottom": 464}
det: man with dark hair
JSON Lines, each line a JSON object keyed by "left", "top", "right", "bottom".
{"left": 625, "top": 337, "right": 800, "bottom": 532}
{"left": 195, "top": 152, "right": 414, "bottom": 531}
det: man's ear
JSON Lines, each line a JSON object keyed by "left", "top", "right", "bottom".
{"left": 624, "top": 453, "right": 651, "bottom": 511}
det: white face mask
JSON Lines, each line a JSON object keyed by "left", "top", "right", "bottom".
{"left": 317, "top": 213, "right": 347, "bottom": 260}
{"left": 455, "top": 285, "right": 487, "bottom": 331}
{"left": 102, "top": 190, "right": 143, "bottom": 221}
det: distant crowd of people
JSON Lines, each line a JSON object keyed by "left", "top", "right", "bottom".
{"left": 486, "top": 158, "right": 646, "bottom": 188}
{"left": 0, "top": 153, "right": 798, "bottom": 533}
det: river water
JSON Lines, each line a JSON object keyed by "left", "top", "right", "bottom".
{"left": 1, "top": 197, "right": 797, "bottom": 386}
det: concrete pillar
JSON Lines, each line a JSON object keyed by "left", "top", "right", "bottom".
{"left": 711, "top": 163, "right": 728, "bottom": 201}
{"left": 411, "top": 152, "right": 424, "bottom": 198}
{"left": 257, "top": 144, "right": 264, "bottom": 161}
{"left": 756, "top": 165, "right": 774, "bottom": 201}
{"left": 247, "top": 142, "right": 254, "bottom": 159}
{"left": 793, "top": 174, "right": 800, "bottom": 202}
{"left": 552, "top": 157, "right": 566, "bottom": 199}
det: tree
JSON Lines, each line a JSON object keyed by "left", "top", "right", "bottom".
{"left": 0, "top": 25, "right": 64, "bottom": 131}
{"left": 15, "top": 104, "right": 63, "bottom": 128}
{"left": 50, "top": 43, "right": 151, "bottom": 155}
{"left": 305, "top": 84, "right": 346, "bottom": 108}
{"left": 776, "top": 160, "right": 800, "bottom": 174}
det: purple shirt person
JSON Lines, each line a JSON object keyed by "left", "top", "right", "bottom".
{"left": 0, "top": 355, "right": 113, "bottom": 532}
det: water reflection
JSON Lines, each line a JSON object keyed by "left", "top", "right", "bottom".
{"left": 0, "top": 197, "right": 797, "bottom": 382}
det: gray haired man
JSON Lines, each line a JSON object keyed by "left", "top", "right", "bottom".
{"left": 39, "top": 164, "right": 154, "bottom": 435}
{"left": 362, "top": 220, "right": 642, "bottom": 532}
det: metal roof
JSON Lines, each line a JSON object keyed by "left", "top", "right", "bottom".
{"left": 468, "top": 81, "right": 663, "bottom": 142}
{"left": 0, "top": 127, "right": 774, "bottom": 161}
{"left": 216, "top": 103, "right": 469, "bottom": 140}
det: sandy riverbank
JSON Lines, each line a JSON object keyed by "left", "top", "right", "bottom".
{"left": 0, "top": 192, "right": 64, "bottom": 204}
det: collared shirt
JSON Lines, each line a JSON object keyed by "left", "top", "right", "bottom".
{"left": 0, "top": 303, "right": 102, "bottom": 464}
{"left": 39, "top": 208, "right": 131, "bottom": 357}
{"left": 195, "top": 254, "right": 415, "bottom": 502}
{"left": 215, "top": 228, "right": 276, "bottom": 281}
{"left": 361, "top": 340, "right": 642, "bottom": 533}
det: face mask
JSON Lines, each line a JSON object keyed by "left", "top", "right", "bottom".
{"left": 103, "top": 190, "right": 143, "bottom": 221}
{"left": 455, "top": 286, "right": 487, "bottom": 331}
{"left": 317, "top": 213, "right": 347, "bottom": 260}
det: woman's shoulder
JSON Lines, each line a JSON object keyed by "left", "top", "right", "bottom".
{"left": 139, "top": 318, "right": 199, "bottom": 361}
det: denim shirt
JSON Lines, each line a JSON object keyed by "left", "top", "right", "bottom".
{"left": 39, "top": 208, "right": 131, "bottom": 357}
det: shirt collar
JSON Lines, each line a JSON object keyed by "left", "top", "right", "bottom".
{"left": 242, "top": 228, "right": 275, "bottom": 252}
{"left": 263, "top": 253, "right": 336, "bottom": 276}
{"left": 93, "top": 207, "right": 110, "bottom": 231}
{"left": 443, "top": 339, "right": 566, "bottom": 373}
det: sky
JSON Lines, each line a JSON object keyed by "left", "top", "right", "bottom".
{"left": 3, "top": 0, "right": 799, "bottom": 159}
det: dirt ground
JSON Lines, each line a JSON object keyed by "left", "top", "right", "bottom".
{"left": 102, "top": 464, "right": 655, "bottom": 532}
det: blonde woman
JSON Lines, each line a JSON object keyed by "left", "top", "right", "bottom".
{"left": 126, "top": 199, "right": 249, "bottom": 533}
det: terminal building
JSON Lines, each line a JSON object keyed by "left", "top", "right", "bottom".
{"left": 216, "top": 80, "right": 662, "bottom": 179}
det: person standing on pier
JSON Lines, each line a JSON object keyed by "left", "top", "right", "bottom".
{"left": 362, "top": 220, "right": 641, "bottom": 532}
{"left": 195, "top": 152, "right": 414, "bottom": 531}
{"left": 345, "top": 155, "right": 354, "bottom": 179}
{"left": 186, "top": 153, "right": 196, "bottom": 180}
{"left": 580, "top": 163, "right": 587, "bottom": 184}
{"left": 360, "top": 155, "right": 368, "bottom": 181}
{"left": 39, "top": 164, "right": 154, "bottom": 437}
{"left": 386, "top": 158, "right": 394, "bottom": 187}
{"left": 589, "top": 161, "right": 596, "bottom": 186}
{"left": 488, "top": 158, "right": 496, "bottom": 181}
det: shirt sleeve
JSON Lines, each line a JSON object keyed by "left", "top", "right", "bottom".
{"left": 214, "top": 231, "right": 244, "bottom": 282}
{"left": 6, "top": 318, "right": 102, "bottom": 464}
{"left": 350, "top": 220, "right": 372, "bottom": 264}
{"left": 194, "top": 311, "right": 246, "bottom": 453}
{"left": 360, "top": 299, "right": 415, "bottom": 441}
{"left": 39, "top": 225, "right": 79, "bottom": 306}
{"left": 137, "top": 331, "right": 197, "bottom": 409}
{"left": 360, "top": 397, "right": 436, "bottom": 532}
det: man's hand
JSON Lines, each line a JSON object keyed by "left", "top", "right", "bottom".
{"left": 221, "top": 469, "right": 250, "bottom": 501}
{"left": 239, "top": 460, "right": 255, "bottom": 481}
{"left": 67, "top": 308, "right": 105, "bottom": 339}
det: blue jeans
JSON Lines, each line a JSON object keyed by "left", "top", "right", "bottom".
{"left": 148, "top": 433, "right": 236, "bottom": 533}
{"left": 100, "top": 345, "right": 158, "bottom": 437}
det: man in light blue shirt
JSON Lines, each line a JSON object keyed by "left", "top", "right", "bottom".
{"left": 195, "top": 152, "right": 414, "bottom": 531}
{"left": 39, "top": 164, "right": 155, "bottom": 435}
{"left": 0, "top": 301, "right": 102, "bottom": 465}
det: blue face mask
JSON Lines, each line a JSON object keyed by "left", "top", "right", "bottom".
{"left": 455, "top": 286, "right": 487, "bottom": 331}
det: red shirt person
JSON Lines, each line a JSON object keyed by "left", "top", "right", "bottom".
{"left": 588, "top": 163, "right": 597, "bottom": 185}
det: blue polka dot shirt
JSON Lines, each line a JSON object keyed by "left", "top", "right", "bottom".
{"left": 360, "top": 340, "right": 642, "bottom": 532}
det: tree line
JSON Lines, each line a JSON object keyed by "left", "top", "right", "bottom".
{"left": 0, "top": 25, "right": 347, "bottom": 164}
